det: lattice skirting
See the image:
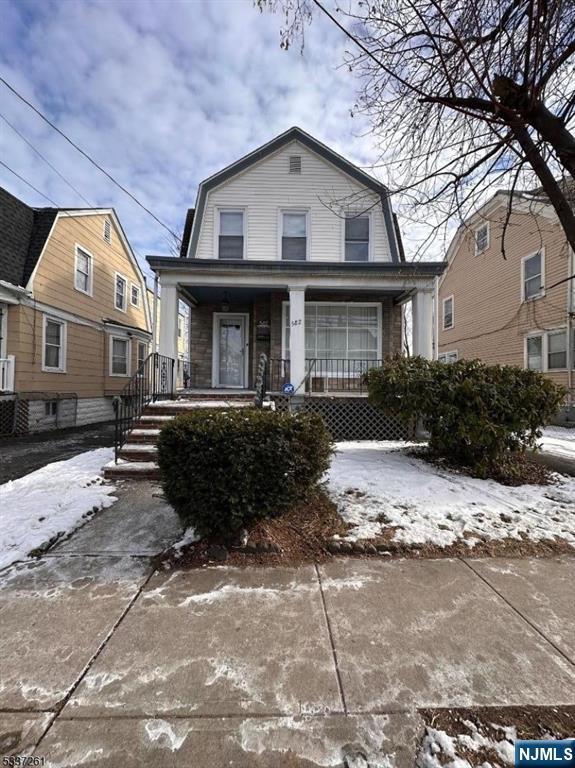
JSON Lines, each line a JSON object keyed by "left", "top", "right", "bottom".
{"left": 271, "top": 396, "right": 411, "bottom": 441}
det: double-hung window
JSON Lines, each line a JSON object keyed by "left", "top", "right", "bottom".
{"left": 523, "top": 251, "right": 544, "bottom": 300}
{"left": 281, "top": 211, "right": 307, "bottom": 261}
{"left": 75, "top": 246, "right": 92, "bottom": 295}
{"left": 442, "top": 296, "right": 454, "bottom": 330}
{"left": 547, "top": 330, "right": 567, "bottom": 370}
{"left": 475, "top": 223, "right": 489, "bottom": 254}
{"left": 130, "top": 284, "right": 140, "bottom": 307}
{"left": 137, "top": 342, "right": 147, "bottom": 369}
{"left": 345, "top": 215, "right": 370, "bottom": 261}
{"left": 218, "top": 211, "right": 244, "bottom": 259}
{"left": 110, "top": 337, "right": 130, "bottom": 376}
{"left": 526, "top": 335, "right": 543, "bottom": 371}
{"left": 43, "top": 317, "right": 66, "bottom": 372}
{"left": 115, "top": 274, "right": 127, "bottom": 311}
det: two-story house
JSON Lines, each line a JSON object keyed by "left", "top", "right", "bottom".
{"left": 437, "top": 186, "right": 574, "bottom": 421}
{"left": 0, "top": 187, "right": 152, "bottom": 433}
{"left": 147, "top": 127, "right": 444, "bottom": 416}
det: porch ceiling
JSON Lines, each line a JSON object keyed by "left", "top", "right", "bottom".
{"left": 181, "top": 285, "right": 411, "bottom": 304}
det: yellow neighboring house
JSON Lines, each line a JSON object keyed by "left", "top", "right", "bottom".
{"left": 147, "top": 286, "right": 190, "bottom": 387}
{"left": 0, "top": 186, "right": 152, "bottom": 433}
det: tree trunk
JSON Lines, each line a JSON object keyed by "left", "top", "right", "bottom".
{"left": 512, "top": 123, "right": 575, "bottom": 254}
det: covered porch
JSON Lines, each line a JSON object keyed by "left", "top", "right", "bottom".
{"left": 148, "top": 259, "right": 444, "bottom": 396}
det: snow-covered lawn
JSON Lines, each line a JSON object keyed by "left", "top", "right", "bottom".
{"left": 327, "top": 442, "right": 575, "bottom": 548}
{"left": 540, "top": 426, "right": 575, "bottom": 460}
{"left": 417, "top": 722, "right": 517, "bottom": 767}
{"left": 0, "top": 448, "right": 116, "bottom": 570}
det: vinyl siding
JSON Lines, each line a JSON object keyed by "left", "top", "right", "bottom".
{"left": 195, "top": 140, "right": 393, "bottom": 262}
{"left": 437, "top": 205, "right": 573, "bottom": 391}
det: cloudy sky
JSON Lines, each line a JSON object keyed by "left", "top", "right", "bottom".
{"left": 0, "top": 0, "right": 425, "bottom": 280}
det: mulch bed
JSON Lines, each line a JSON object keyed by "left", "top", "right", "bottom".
{"left": 419, "top": 705, "right": 575, "bottom": 766}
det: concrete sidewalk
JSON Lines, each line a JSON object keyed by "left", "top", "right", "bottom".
{"left": 1, "top": 490, "right": 574, "bottom": 766}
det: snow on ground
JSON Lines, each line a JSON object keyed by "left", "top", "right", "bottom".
{"left": 0, "top": 448, "right": 116, "bottom": 570}
{"left": 417, "top": 723, "right": 516, "bottom": 767}
{"left": 539, "top": 426, "right": 575, "bottom": 460}
{"left": 327, "top": 442, "right": 575, "bottom": 548}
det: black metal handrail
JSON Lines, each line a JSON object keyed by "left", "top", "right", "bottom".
{"left": 113, "top": 352, "right": 175, "bottom": 462}
{"left": 305, "top": 358, "right": 383, "bottom": 393}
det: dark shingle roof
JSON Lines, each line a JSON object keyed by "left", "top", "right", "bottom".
{"left": 0, "top": 187, "right": 58, "bottom": 287}
{"left": 179, "top": 208, "right": 195, "bottom": 258}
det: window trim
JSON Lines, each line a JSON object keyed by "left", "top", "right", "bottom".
{"left": 438, "top": 350, "right": 458, "bottom": 364}
{"left": 523, "top": 328, "right": 568, "bottom": 372}
{"left": 216, "top": 208, "right": 246, "bottom": 260}
{"left": 524, "top": 332, "right": 544, "bottom": 371}
{"left": 521, "top": 249, "right": 545, "bottom": 302}
{"left": 281, "top": 301, "right": 382, "bottom": 363}
{"left": 42, "top": 315, "right": 67, "bottom": 373}
{"left": 442, "top": 295, "right": 454, "bottom": 331}
{"left": 279, "top": 208, "right": 310, "bottom": 261}
{"left": 109, "top": 335, "right": 131, "bottom": 377}
{"left": 137, "top": 341, "right": 148, "bottom": 370}
{"left": 130, "top": 283, "right": 141, "bottom": 308}
{"left": 343, "top": 212, "right": 372, "bottom": 262}
{"left": 547, "top": 328, "right": 568, "bottom": 371}
{"left": 114, "top": 272, "right": 128, "bottom": 313}
{"left": 103, "top": 218, "right": 111, "bottom": 244}
{"left": 474, "top": 222, "right": 489, "bottom": 255}
{"left": 74, "top": 244, "right": 93, "bottom": 297}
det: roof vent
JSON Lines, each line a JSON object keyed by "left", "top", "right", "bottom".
{"left": 289, "top": 155, "right": 302, "bottom": 174}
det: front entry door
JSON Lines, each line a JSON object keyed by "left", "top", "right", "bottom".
{"left": 215, "top": 314, "right": 247, "bottom": 388}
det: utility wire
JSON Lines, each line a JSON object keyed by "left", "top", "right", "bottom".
{"left": 0, "top": 75, "right": 181, "bottom": 243}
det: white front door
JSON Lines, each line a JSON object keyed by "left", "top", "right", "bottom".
{"left": 214, "top": 314, "right": 248, "bottom": 388}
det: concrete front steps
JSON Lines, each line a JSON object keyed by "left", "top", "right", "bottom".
{"left": 103, "top": 393, "right": 253, "bottom": 481}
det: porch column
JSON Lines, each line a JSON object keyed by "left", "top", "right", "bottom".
{"left": 159, "top": 282, "right": 179, "bottom": 389}
{"left": 412, "top": 289, "right": 434, "bottom": 359}
{"left": 288, "top": 286, "right": 306, "bottom": 393}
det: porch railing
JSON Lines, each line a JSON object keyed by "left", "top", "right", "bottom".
{"left": 113, "top": 352, "right": 175, "bottom": 462}
{"left": 263, "top": 357, "right": 382, "bottom": 395}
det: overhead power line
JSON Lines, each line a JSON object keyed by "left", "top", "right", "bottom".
{"left": 0, "top": 75, "right": 181, "bottom": 243}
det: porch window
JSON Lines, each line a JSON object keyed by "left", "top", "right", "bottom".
{"left": 526, "top": 335, "right": 543, "bottom": 370}
{"left": 345, "top": 215, "right": 369, "bottom": 261}
{"left": 281, "top": 211, "right": 307, "bottom": 261}
{"left": 218, "top": 211, "right": 244, "bottom": 259}
{"left": 110, "top": 337, "right": 130, "bottom": 376}
{"left": 523, "top": 251, "right": 543, "bottom": 300}
{"left": 284, "top": 303, "right": 379, "bottom": 361}
{"left": 547, "top": 330, "right": 567, "bottom": 370}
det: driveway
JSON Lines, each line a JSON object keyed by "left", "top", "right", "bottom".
{"left": 0, "top": 423, "right": 115, "bottom": 483}
{"left": 1, "top": 482, "right": 574, "bottom": 766}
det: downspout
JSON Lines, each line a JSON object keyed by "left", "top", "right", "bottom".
{"left": 152, "top": 274, "right": 159, "bottom": 353}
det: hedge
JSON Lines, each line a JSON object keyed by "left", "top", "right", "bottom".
{"left": 157, "top": 408, "right": 333, "bottom": 538}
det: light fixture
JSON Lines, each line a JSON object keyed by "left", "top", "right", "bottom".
{"left": 221, "top": 291, "right": 230, "bottom": 312}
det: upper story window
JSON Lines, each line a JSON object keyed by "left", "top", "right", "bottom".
{"left": 218, "top": 210, "right": 244, "bottom": 260}
{"left": 548, "top": 330, "right": 567, "bottom": 369}
{"left": 345, "top": 215, "right": 370, "bottom": 262}
{"left": 115, "top": 273, "right": 127, "bottom": 311}
{"left": 289, "top": 155, "right": 302, "bottom": 174}
{"left": 130, "top": 284, "right": 140, "bottom": 308}
{"left": 442, "top": 295, "right": 454, "bottom": 330}
{"left": 43, "top": 316, "right": 66, "bottom": 373}
{"left": 475, "top": 223, "right": 489, "bottom": 255}
{"left": 522, "top": 251, "right": 544, "bottom": 301}
{"left": 103, "top": 218, "right": 111, "bottom": 244}
{"left": 281, "top": 211, "right": 307, "bottom": 261}
{"left": 526, "top": 335, "right": 543, "bottom": 370}
{"left": 74, "top": 246, "right": 92, "bottom": 295}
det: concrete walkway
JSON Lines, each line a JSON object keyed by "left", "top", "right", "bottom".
{"left": 1, "top": 485, "right": 574, "bottom": 766}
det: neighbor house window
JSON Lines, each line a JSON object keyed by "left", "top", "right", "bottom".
{"left": 523, "top": 251, "right": 544, "bottom": 300}
{"left": 442, "top": 296, "right": 454, "bottom": 330}
{"left": 43, "top": 317, "right": 66, "bottom": 372}
{"left": 345, "top": 215, "right": 370, "bottom": 262}
{"left": 110, "top": 337, "right": 130, "bottom": 376}
{"left": 218, "top": 210, "right": 244, "bottom": 259}
{"left": 281, "top": 211, "right": 307, "bottom": 261}
{"left": 475, "top": 223, "right": 489, "bottom": 254}
{"left": 74, "top": 246, "right": 92, "bottom": 295}
{"left": 547, "top": 330, "right": 567, "bottom": 370}
{"left": 115, "top": 274, "right": 127, "bottom": 311}
{"left": 103, "top": 218, "right": 111, "bottom": 243}
{"left": 130, "top": 284, "right": 140, "bottom": 307}
{"left": 526, "top": 335, "right": 543, "bottom": 371}
{"left": 137, "top": 342, "right": 147, "bottom": 368}
{"left": 284, "top": 303, "right": 379, "bottom": 361}
{"left": 438, "top": 351, "right": 458, "bottom": 364}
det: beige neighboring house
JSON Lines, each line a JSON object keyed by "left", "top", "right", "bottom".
{"left": 147, "top": 287, "right": 190, "bottom": 387}
{"left": 0, "top": 186, "right": 152, "bottom": 433}
{"left": 437, "top": 187, "right": 575, "bottom": 420}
